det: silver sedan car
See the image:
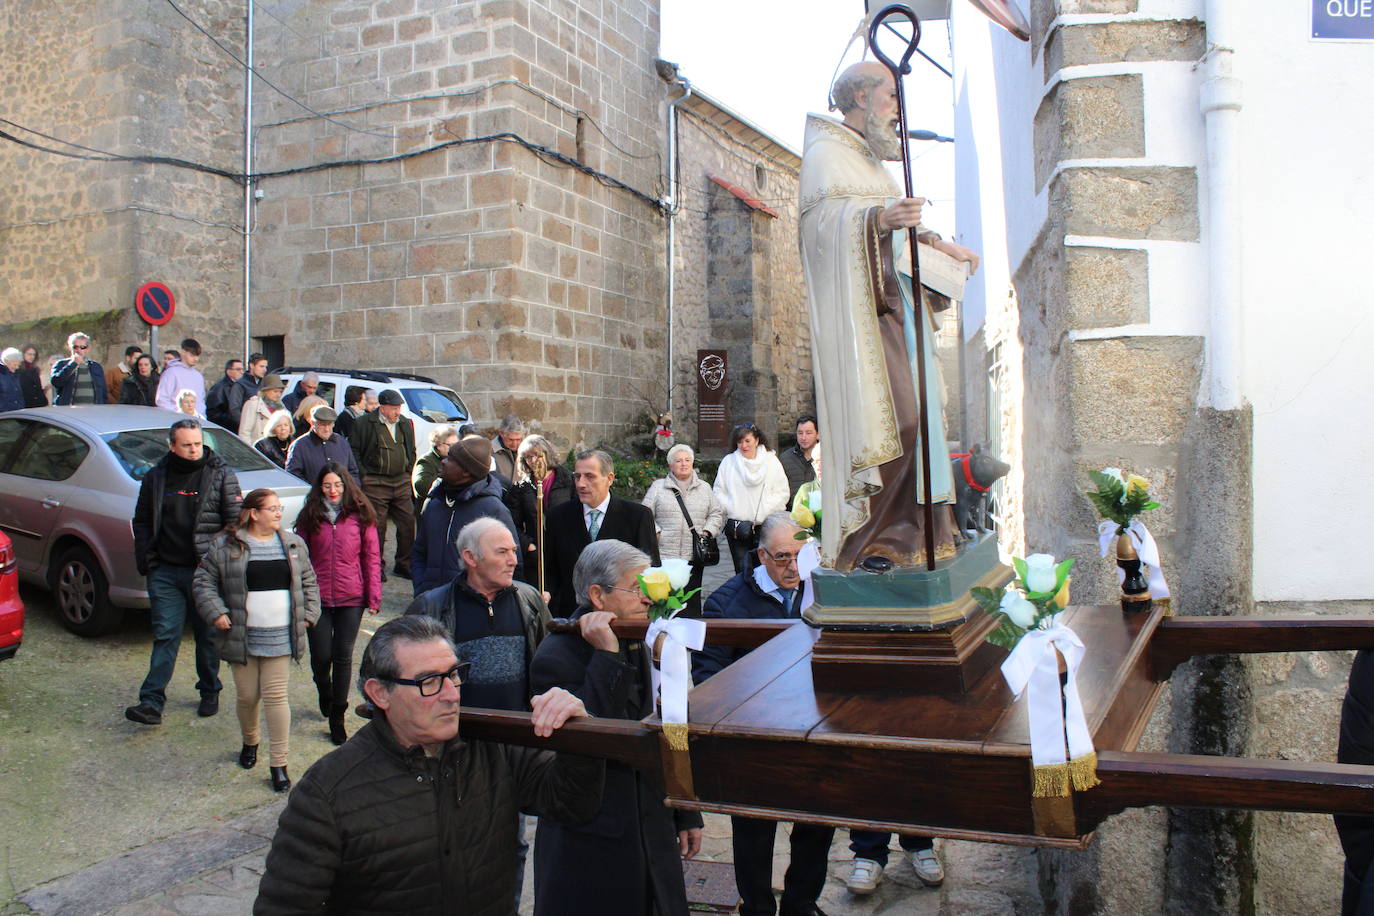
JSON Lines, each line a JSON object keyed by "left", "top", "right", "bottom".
{"left": 0, "top": 406, "right": 311, "bottom": 636}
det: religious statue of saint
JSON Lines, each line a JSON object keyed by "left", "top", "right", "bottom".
{"left": 799, "top": 61, "right": 981, "bottom": 572}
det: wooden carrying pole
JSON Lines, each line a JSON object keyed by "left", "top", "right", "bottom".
{"left": 868, "top": 4, "right": 938, "bottom": 570}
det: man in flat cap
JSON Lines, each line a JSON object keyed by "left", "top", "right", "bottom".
{"left": 412, "top": 434, "right": 521, "bottom": 596}
{"left": 352, "top": 389, "right": 418, "bottom": 580}
{"left": 286, "top": 405, "right": 361, "bottom": 484}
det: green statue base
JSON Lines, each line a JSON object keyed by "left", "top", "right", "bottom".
{"left": 804, "top": 533, "right": 1011, "bottom": 632}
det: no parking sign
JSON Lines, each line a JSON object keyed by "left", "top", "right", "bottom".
{"left": 133, "top": 282, "right": 175, "bottom": 326}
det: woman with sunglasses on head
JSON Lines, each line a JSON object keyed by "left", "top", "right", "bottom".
{"left": 713, "top": 423, "right": 790, "bottom": 574}
{"left": 118, "top": 353, "right": 160, "bottom": 406}
{"left": 295, "top": 461, "right": 381, "bottom": 746}
{"left": 194, "top": 488, "right": 320, "bottom": 793}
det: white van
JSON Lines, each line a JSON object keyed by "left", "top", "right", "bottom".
{"left": 273, "top": 367, "right": 471, "bottom": 445}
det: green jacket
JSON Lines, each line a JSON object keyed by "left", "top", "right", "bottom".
{"left": 412, "top": 447, "right": 444, "bottom": 501}
{"left": 192, "top": 529, "right": 321, "bottom": 663}
{"left": 351, "top": 411, "right": 416, "bottom": 479}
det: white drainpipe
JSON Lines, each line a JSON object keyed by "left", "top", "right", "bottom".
{"left": 1199, "top": 0, "right": 1243, "bottom": 410}
{"left": 242, "top": 0, "right": 255, "bottom": 358}
{"left": 665, "top": 76, "right": 692, "bottom": 417}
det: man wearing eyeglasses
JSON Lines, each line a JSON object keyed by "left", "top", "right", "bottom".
{"left": 528, "top": 540, "right": 702, "bottom": 916}
{"left": 693, "top": 513, "right": 830, "bottom": 916}
{"left": 256, "top": 614, "right": 603, "bottom": 916}
{"left": 50, "top": 331, "right": 107, "bottom": 405}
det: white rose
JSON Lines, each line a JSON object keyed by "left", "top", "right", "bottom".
{"left": 1000, "top": 589, "right": 1038, "bottom": 628}
{"left": 661, "top": 557, "right": 692, "bottom": 591}
{"left": 807, "top": 489, "right": 822, "bottom": 512}
{"left": 1101, "top": 467, "right": 1124, "bottom": 486}
{"left": 1023, "top": 554, "right": 1058, "bottom": 594}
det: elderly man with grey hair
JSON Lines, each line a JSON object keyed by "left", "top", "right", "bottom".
{"left": 50, "top": 331, "right": 107, "bottom": 405}
{"left": 490, "top": 413, "right": 526, "bottom": 481}
{"left": 529, "top": 540, "right": 703, "bottom": 916}
{"left": 255, "top": 614, "right": 603, "bottom": 916}
{"left": 0, "top": 348, "right": 24, "bottom": 412}
{"left": 282, "top": 370, "right": 320, "bottom": 414}
{"left": 403, "top": 516, "right": 551, "bottom": 908}
{"left": 542, "top": 448, "right": 660, "bottom": 616}
{"left": 691, "top": 511, "right": 838, "bottom": 916}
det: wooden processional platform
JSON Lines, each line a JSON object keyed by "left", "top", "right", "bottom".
{"left": 462, "top": 603, "right": 1374, "bottom": 848}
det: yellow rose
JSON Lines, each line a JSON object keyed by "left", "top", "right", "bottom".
{"left": 640, "top": 569, "right": 671, "bottom": 603}
{"left": 1052, "top": 578, "right": 1071, "bottom": 610}
{"left": 791, "top": 503, "right": 816, "bottom": 529}
{"left": 1126, "top": 474, "right": 1149, "bottom": 498}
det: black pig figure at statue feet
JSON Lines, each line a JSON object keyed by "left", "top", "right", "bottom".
{"left": 950, "top": 445, "right": 1010, "bottom": 538}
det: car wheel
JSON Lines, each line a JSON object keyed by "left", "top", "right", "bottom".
{"left": 49, "top": 545, "right": 123, "bottom": 637}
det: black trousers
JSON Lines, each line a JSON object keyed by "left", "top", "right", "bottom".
{"left": 307, "top": 605, "right": 365, "bottom": 711}
{"left": 731, "top": 816, "right": 834, "bottom": 916}
{"left": 1337, "top": 649, "right": 1374, "bottom": 915}
{"left": 725, "top": 522, "right": 760, "bottom": 575}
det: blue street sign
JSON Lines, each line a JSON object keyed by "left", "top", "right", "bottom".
{"left": 1313, "top": 0, "right": 1374, "bottom": 39}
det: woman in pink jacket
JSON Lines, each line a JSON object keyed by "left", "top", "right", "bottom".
{"left": 294, "top": 460, "right": 381, "bottom": 745}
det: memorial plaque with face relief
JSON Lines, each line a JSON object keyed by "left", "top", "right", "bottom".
{"left": 696, "top": 349, "right": 728, "bottom": 450}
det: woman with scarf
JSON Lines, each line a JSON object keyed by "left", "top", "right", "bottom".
{"left": 712, "top": 423, "right": 789, "bottom": 573}
{"left": 118, "top": 354, "right": 160, "bottom": 406}
{"left": 295, "top": 461, "right": 381, "bottom": 745}
{"left": 193, "top": 488, "right": 320, "bottom": 793}
{"left": 506, "top": 434, "right": 574, "bottom": 589}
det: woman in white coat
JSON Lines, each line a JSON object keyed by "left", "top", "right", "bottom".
{"left": 712, "top": 423, "right": 789, "bottom": 573}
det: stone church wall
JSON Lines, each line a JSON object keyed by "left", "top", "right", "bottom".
{"left": 248, "top": 0, "right": 668, "bottom": 448}
{"left": 0, "top": 0, "right": 246, "bottom": 369}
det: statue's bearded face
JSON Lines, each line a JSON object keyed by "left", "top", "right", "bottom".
{"left": 862, "top": 75, "right": 903, "bottom": 162}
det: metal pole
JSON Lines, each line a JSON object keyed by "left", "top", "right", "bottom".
{"left": 869, "top": 5, "right": 938, "bottom": 570}
{"left": 242, "top": 0, "right": 254, "bottom": 359}
{"left": 665, "top": 77, "right": 692, "bottom": 423}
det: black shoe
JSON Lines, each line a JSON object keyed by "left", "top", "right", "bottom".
{"left": 391, "top": 566, "right": 411, "bottom": 580}
{"left": 124, "top": 703, "right": 162, "bottom": 726}
{"left": 270, "top": 765, "right": 291, "bottom": 793}
{"left": 317, "top": 690, "right": 332, "bottom": 719}
{"left": 239, "top": 744, "right": 258, "bottom": 769}
{"left": 328, "top": 707, "right": 349, "bottom": 746}
{"left": 354, "top": 701, "right": 374, "bottom": 720}
{"left": 197, "top": 693, "right": 219, "bottom": 717}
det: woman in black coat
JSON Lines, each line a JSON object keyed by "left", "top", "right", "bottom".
{"left": 118, "top": 354, "right": 160, "bottom": 406}
{"left": 254, "top": 410, "right": 296, "bottom": 469}
{"left": 17, "top": 345, "right": 46, "bottom": 408}
{"left": 505, "top": 434, "right": 574, "bottom": 589}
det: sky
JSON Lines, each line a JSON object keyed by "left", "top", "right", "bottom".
{"left": 658, "top": 0, "right": 960, "bottom": 236}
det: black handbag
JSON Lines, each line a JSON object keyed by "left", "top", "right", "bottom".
{"left": 672, "top": 487, "right": 721, "bottom": 567}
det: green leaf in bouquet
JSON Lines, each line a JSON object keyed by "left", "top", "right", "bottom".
{"left": 1053, "top": 558, "right": 1075, "bottom": 592}
{"left": 985, "top": 617, "right": 1027, "bottom": 651}
{"left": 1012, "top": 556, "right": 1029, "bottom": 586}
{"left": 970, "top": 586, "right": 1005, "bottom": 616}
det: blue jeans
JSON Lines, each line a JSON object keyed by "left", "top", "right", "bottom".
{"left": 848, "top": 829, "right": 932, "bottom": 866}
{"left": 138, "top": 564, "right": 221, "bottom": 710}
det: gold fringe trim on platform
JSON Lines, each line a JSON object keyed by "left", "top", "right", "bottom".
{"left": 1032, "top": 752, "right": 1101, "bottom": 798}
{"left": 1158, "top": 596, "right": 1174, "bottom": 617}
{"left": 662, "top": 722, "right": 690, "bottom": 751}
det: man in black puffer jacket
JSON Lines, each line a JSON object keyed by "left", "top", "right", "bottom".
{"left": 255, "top": 615, "right": 604, "bottom": 916}
{"left": 413, "top": 436, "right": 520, "bottom": 596}
{"left": 125, "top": 418, "right": 242, "bottom": 726}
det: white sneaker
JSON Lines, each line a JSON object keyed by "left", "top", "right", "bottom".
{"left": 910, "top": 848, "right": 944, "bottom": 887}
{"left": 846, "top": 857, "right": 884, "bottom": 895}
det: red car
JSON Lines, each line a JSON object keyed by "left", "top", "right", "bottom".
{"left": 0, "top": 530, "right": 22, "bottom": 661}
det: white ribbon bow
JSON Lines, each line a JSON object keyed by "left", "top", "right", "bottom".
{"left": 644, "top": 616, "right": 706, "bottom": 725}
{"left": 1097, "top": 518, "right": 1171, "bottom": 598}
{"left": 1000, "top": 623, "right": 1093, "bottom": 771}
